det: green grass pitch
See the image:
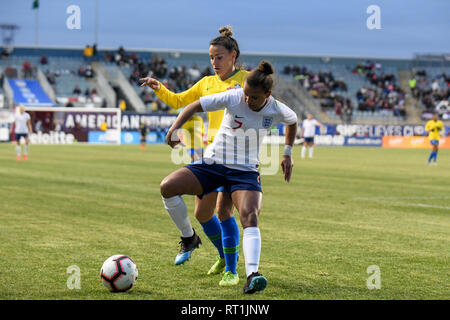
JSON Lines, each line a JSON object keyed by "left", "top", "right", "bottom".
{"left": 0, "top": 143, "right": 449, "bottom": 300}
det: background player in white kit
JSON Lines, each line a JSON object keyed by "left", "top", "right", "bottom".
{"left": 300, "top": 113, "right": 325, "bottom": 159}
{"left": 10, "top": 106, "right": 32, "bottom": 161}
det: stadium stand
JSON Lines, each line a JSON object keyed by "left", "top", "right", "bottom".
{"left": 1, "top": 46, "right": 449, "bottom": 125}
{"left": 409, "top": 67, "right": 450, "bottom": 120}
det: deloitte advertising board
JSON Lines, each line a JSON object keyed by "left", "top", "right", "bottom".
{"left": 11, "top": 107, "right": 121, "bottom": 144}
{"left": 12, "top": 108, "right": 176, "bottom": 145}
{"left": 310, "top": 124, "right": 450, "bottom": 147}
{"left": 10, "top": 108, "right": 449, "bottom": 147}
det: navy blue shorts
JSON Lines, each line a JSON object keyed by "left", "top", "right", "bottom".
{"left": 304, "top": 137, "right": 314, "bottom": 143}
{"left": 430, "top": 139, "right": 439, "bottom": 146}
{"left": 186, "top": 162, "right": 262, "bottom": 199}
{"left": 15, "top": 133, "right": 28, "bottom": 140}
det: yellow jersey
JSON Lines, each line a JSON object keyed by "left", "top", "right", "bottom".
{"left": 177, "top": 108, "right": 205, "bottom": 150}
{"left": 425, "top": 120, "right": 444, "bottom": 141}
{"left": 154, "top": 69, "right": 249, "bottom": 144}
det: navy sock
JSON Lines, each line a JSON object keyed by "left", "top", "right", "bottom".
{"left": 220, "top": 217, "right": 240, "bottom": 274}
{"left": 428, "top": 151, "right": 436, "bottom": 163}
{"left": 200, "top": 215, "right": 224, "bottom": 258}
{"left": 433, "top": 151, "right": 438, "bottom": 162}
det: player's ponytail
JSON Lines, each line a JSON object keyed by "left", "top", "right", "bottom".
{"left": 246, "top": 61, "right": 274, "bottom": 93}
{"left": 210, "top": 25, "right": 241, "bottom": 64}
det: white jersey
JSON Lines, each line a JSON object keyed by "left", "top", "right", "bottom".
{"left": 15, "top": 112, "right": 31, "bottom": 134}
{"left": 302, "top": 119, "right": 318, "bottom": 138}
{"left": 199, "top": 88, "right": 297, "bottom": 171}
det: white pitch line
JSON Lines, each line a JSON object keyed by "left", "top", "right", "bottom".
{"left": 354, "top": 197, "right": 450, "bottom": 211}
{"left": 390, "top": 201, "right": 450, "bottom": 211}
{"left": 354, "top": 196, "right": 450, "bottom": 201}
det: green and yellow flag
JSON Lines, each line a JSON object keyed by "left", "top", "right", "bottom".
{"left": 32, "top": 0, "right": 39, "bottom": 9}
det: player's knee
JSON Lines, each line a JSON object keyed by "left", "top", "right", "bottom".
{"left": 217, "top": 209, "right": 233, "bottom": 222}
{"left": 160, "top": 178, "right": 174, "bottom": 198}
{"left": 194, "top": 207, "right": 214, "bottom": 223}
{"left": 217, "top": 203, "right": 233, "bottom": 221}
{"left": 240, "top": 208, "right": 259, "bottom": 228}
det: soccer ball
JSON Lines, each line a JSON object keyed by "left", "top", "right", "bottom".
{"left": 100, "top": 254, "right": 138, "bottom": 292}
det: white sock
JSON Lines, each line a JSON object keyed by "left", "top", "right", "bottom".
{"left": 16, "top": 145, "right": 21, "bottom": 156}
{"left": 24, "top": 144, "right": 29, "bottom": 156}
{"left": 301, "top": 146, "right": 306, "bottom": 158}
{"left": 162, "top": 195, "right": 194, "bottom": 238}
{"left": 243, "top": 227, "right": 261, "bottom": 277}
{"left": 309, "top": 147, "right": 314, "bottom": 158}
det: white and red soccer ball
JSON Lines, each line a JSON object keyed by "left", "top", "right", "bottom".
{"left": 100, "top": 255, "right": 138, "bottom": 292}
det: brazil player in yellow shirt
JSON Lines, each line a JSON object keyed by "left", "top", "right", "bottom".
{"left": 425, "top": 113, "right": 444, "bottom": 165}
{"left": 141, "top": 26, "right": 248, "bottom": 286}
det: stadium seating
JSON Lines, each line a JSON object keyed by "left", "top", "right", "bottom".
{"left": 1, "top": 47, "right": 448, "bottom": 123}
{"left": 0, "top": 53, "right": 98, "bottom": 107}
{"left": 410, "top": 67, "right": 450, "bottom": 120}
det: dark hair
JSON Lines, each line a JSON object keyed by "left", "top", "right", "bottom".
{"left": 209, "top": 25, "right": 240, "bottom": 61}
{"left": 246, "top": 61, "right": 274, "bottom": 93}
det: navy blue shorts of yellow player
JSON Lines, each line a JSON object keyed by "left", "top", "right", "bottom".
{"left": 430, "top": 139, "right": 439, "bottom": 146}
{"left": 186, "top": 162, "right": 262, "bottom": 198}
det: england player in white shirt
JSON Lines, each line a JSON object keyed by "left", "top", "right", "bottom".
{"left": 159, "top": 61, "right": 298, "bottom": 293}
{"left": 10, "top": 106, "right": 32, "bottom": 161}
{"left": 300, "top": 113, "right": 325, "bottom": 159}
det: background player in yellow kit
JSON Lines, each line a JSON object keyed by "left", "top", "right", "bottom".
{"left": 140, "top": 26, "right": 248, "bottom": 282}
{"left": 425, "top": 113, "right": 444, "bottom": 165}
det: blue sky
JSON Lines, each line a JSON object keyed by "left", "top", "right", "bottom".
{"left": 0, "top": 0, "right": 449, "bottom": 58}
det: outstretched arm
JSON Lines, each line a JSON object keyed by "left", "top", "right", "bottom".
{"left": 316, "top": 120, "right": 326, "bottom": 129}
{"left": 166, "top": 100, "right": 203, "bottom": 148}
{"left": 140, "top": 77, "right": 203, "bottom": 110}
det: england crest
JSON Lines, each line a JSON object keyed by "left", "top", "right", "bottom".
{"left": 262, "top": 117, "right": 273, "bottom": 129}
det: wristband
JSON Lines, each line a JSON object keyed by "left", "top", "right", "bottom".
{"left": 283, "top": 145, "right": 293, "bottom": 156}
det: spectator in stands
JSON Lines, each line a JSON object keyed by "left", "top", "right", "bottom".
{"left": 40, "top": 55, "right": 48, "bottom": 65}
{"left": 130, "top": 52, "right": 139, "bottom": 65}
{"left": 436, "top": 98, "right": 449, "bottom": 118}
{"left": 78, "top": 66, "right": 85, "bottom": 77}
{"left": 432, "top": 79, "right": 440, "bottom": 92}
{"left": 114, "top": 46, "right": 126, "bottom": 65}
{"left": 353, "top": 63, "right": 405, "bottom": 117}
{"left": 284, "top": 65, "right": 348, "bottom": 117}
{"left": 411, "top": 69, "right": 450, "bottom": 119}
{"left": 103, "top": 51, "right": 114, "bottom": 63}
{"left": 394, "top": 99, "right": 406, "bottom": 119}
{"left": 83, "top": 45, "right": 94, "bottom": 61}
{"left": 342, "top": 98, "right": 353, "bottom": 124}
{"left": 118, "top": 46, "right": 125, "bottom": 58}
{"left": 1, "top": 47, "right": 9, "bottom": 59}
{"left": 84, "top": 65, "right": 94, "bottom": 78}
{"left": 409, "top": 77, "right": 417, "bottom": 97}
{"left": 92, "top": 44, "right": 98, "bottom": 60}
{"left": 5, "top": 66, "right": 18, "bottom": 78}
{"left": 73, "top": 85, "right": 82, "bottom": 95}
{"left": 22, "top": 61, "right": 34, "bottom": 78}
{"left": 45, "top": 70, "right": 56, "bottom": 85}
